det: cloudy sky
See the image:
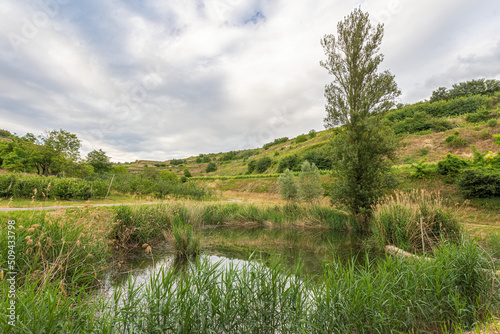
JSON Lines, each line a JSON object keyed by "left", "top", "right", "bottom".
{"left": 1, "top": 0, "right": 499, "bottom": 162}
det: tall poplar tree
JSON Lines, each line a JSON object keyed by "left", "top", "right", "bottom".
{"left": 320, "top": 8, "right": 400, "bottom": 229}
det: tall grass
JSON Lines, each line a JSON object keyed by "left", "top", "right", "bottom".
{"left": 91, "top": 239, "right": 497, "bottom": 333}
{"left": 372, "top": 190, "right": 461, "bottom": 253}
{"left": 111, "top": 202, "right": 354, "bottom": 249}
{"left": 0, "top": 210, "right": 109, "bottom": 286}
{"left": 172, "top": 217, "right": 200, "bottom": 258}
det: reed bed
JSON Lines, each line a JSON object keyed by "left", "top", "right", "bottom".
{"left": 372, "top": 190, "right": 461, "bottom": 253}
{"left": 3, "top": 239, "right": 488, "bottom": 333}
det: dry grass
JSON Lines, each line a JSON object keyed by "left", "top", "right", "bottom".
{"left": 398, "top": 123, "right": 500, "bottom": 164}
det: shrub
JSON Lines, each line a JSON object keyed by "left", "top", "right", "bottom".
{"left": 479, "top": 129, "right": 492, "bottom": 140}
{"left": 205, "top": 162, "right": 217, "bottom": 173}
{"left": 298, "top": 161, "right": 323, "bottom": 202}
{"left": 295, "top": 134, "right": 307, "bottom": 144}
{"left": 263, "top": 137, "right": 288, "bottom": 150}
{"left": 255, "top": 157, "right": 272, "bottom": 173}
{"left": 487, "top": 118, "right": 498, "bottom": 127}
{"left": 278, "top": 169, "right": 298, "bottom": 201}
{"left": 277, "top": 155, "right": 300, "bottom": 173}
{"left": 417, "top": 147, "right": 429, "bottom": 157}
{"left": 170, "top": 159, "right": 187, "bottom": 166}
{"left": 456, "top": 167, "right": 500, "bottom": 198}
{"left": 372, "top": 191, "right": 461, "bottom": 253}
{"left": 494, "top": 134, "right": 500, "bottom": 145}
{"left": 445, "top": 134, "right": 469, "bottom": 148}
{"left": 183, "top": 168, "right": 192, "bottom": 178}
{"left": 465, "top": 109, "right": 491, "bottom": 123}
{"left": 246, "top": 160, "right": 256, "bottom": 174}
{"left": 308, "top": 129, "right": 317, "bottom": 139}
{"left": 437, "top": 154, "right": 468, "bottom": 179}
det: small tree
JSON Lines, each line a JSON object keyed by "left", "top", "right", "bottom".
{"left": 321, "top": 8, "right": 400, "bottom": 228}
{"left": 278, "top": 169, "right": 298, "bottom": 201}
{"left": 86, "top": 149, "right": 112, "bottom": 174}
{"left": 206, "top": 162, "right": 217, "bottom": 173}
{"left": 298, "top": 160, "right": 323, "bottom": 203}
{"left": 184, "top": 167, "right": 192, "bottom": 178}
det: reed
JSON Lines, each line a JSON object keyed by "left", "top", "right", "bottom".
{"left": 372, "top": 190, "right": 461, "bottom": 253}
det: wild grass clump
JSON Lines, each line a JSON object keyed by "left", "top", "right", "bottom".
{"left": 0, "top": 210, "right": 108, "bottom": 287}
{"left": 112, "top": 204, "right": 172, "bottom": 247}
{"left": 372, "top": 190, "right": 461, "bottom": 253}
{"left": 172, "top": 217, "right": 200, "bottom": 258}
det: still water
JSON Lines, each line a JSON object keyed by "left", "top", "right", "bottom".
{"left": 102, "top": 225, "right": 381, "bottom": 293}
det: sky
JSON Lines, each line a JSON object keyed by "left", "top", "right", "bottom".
{"left": 1, "top": 0, "right": 499, "bottom": 162}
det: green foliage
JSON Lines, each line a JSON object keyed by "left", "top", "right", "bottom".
{"left": 297, "top": 161, "right": 323, "bottom": 202}
{"left": 409, "top": 159, "right": 429, "bottom": 179}
{"left": 0, "top": 129, "right": 11, "bottom": 138}
{"left": 430, "top": 78, "right": 500, "bottom": 102}
{"left": 445, "top": 133, "right": 469, "bottom": 148}
{"left": 170, "top": 159, "right": 187, "bottom": 166}
{"left": 86, "top": 149, "right": 112, "bottom": 174}
{"left": 160, "top": 169, "right": 178, "bottom": 182}
{"left": 112, "top": 165, "right": 128, "bottom": 174}
{"left": 205, "top": 162, "right": 217, "bottom": 173}
{"left": 112, "top": 205, "right": 172, "bottom": 246}
{"left": 154, "top": 162, "right": 167, "bottom": 167}
{"left": 494, "top": 134, "right": 500, "bottom": 145}
{"left": 456, "top": 166, "right": 500, "bottom": 198}
{"left": 183, "top": 167, "right": 192, "bottom": 178}
{"left": 277, "top": 154, "right": 300, "bottom": 173}
{"left": 386, "top": 95, "right": 491, "bottom": 125}
{"left": 278, "top": 169, "right": 298, "bottom": 201}
{"left": 487, "top": 118, "right": 498, "bottom": 127}
{"left": 321, "top": 9, "right": 400, "bottom": 227}
{"left": 390, "top": 111, "right": 453, "bottom": 135}
{"left": 0, "top": 174, "right": 107, "bottom": 200}
{"left": 294, "top": 134, "right": 307, "bottom": 144}
{"left": 437, "top": 154, "right": 468, "bottom": 182}
{"left": 308, "top": 129, "right": 317, "bottom": 139}
{"left": 263, "top": 137, "right": 289, "bottom": 150}
{"left": 416, "top": 147, "right": 429, "bottom": 157}
{"left": 255, "top": 156, "right": 272, "bottom": 173}
{"left": 246, "top": 160, "right": 256, "bottom": 174}
{"left": 465, "top": 108, "right": 491, "bottom": 123}
{"left": 372, "top": 191, "right": 460, "bottom": 253}
{"left": 172, "top": 218, "right": 199, "bottom": 258}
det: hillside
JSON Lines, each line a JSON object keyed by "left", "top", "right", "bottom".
{"left": 125, "top": 110, "right": 500, "bottom": 178}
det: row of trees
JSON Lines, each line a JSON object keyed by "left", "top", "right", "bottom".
{"left": 430, "top": 78, "right": 500, "bottom": 102}
{"left": 0, "top": 129, "right": 113, "bottom": 177}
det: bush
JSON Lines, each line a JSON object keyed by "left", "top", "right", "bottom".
{"left": 170, "top": 159, "right": 187, "bottom": 166}
{"left": 298, "top": 161, "right": 323, "bottom": 202}
{"left": 246, "top": 160, "right": 256, "bottom": 174}
{"left": 278, "top": 169, "right": 298, "bottom": 201}
{"left": 445, "top": 134, "right": 469, "bottom": 148}
{"left": 372, "top": 191, "right": 461, "bottom": 253}
{"left": 487, "top": 118, "right": 498, "bottom": 127}
{"left": 205, "top": 162, "right": 217, "bottom": 173}
{"left": 494, "top": 134, "right": 500, "bottom": 145}
{"left": 263, "top": 137, "right": 288, "bottom": 150}
{"left": 437, "top": 154, "right": 468, "bottom": 180}
{"left": 295, "top": 134, "right": 307, "bottom": 144}
{"left": 457, "top": 167, "right": 500, "bottom": 198}
{"left": 255, "top": 157, "right": 272, "bottom": 173}
{"left": 277, "top": 155, "right": 300, "bottom": 173}
{"left": 465, "top": 109, "right": 491, "bottom": 123}
{"left": 308, "top": 129, "right": 317, "bottom": 139}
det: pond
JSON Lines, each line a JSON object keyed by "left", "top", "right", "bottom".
{"left": 102, "top": 225, "right": 381, "bottom": 292}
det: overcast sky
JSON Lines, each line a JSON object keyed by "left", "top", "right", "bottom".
{"left": 1, "top": 0, "right": 499, "bottom": 162}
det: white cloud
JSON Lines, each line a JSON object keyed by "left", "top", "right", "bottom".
{"left": 1, "top": 0, "right": 499, "bottom": 161}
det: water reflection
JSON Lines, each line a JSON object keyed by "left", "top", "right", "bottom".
{"left": 102, "top": 226, "right": 381, "bottom": 294}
